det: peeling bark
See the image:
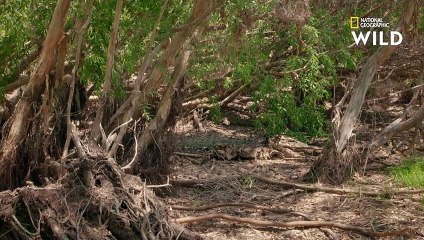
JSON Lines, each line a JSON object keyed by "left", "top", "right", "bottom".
{"left": 0, "top": 0, "right": 71, "bottom": 190}
{"left": 335, "top": 0, "right": 417, "bottom": 153}
{"left": 107, "top": 0, "right": 220, "bottom": 158}
{"left": 122, "top": 45, "right": 192, "bottom": 173}
{"left": 305, "top": 0, "right": 418, "bottom": 184}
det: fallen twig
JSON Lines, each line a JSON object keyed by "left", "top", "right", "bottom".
{"left": 175, "top": 213, "right": 415, "bottom": 238}
{"left": 174, "top": 152, "right": 206, "bottom": 158}
{"left": 183, "top": 88, "right": 213, "bottom": 102}
{"left": 70, "top": 123, "right": 87, "bottom": 160}
{"left": 172, "top": 202, "right": 337, "bottom": 239}
{"left": 251, "top": 175, "right": 424, "bottom": 196}
{"left": 193, "top": 109, "right": 205, "bottom": 132}
{"left": 169, "top": 223, "right": 205, "bottom": 240}
{"left": 171, "top": 202, "right": 292, "bottom": 213}
{"left": 170, "top": 175, "right": 424, "bottom": 197}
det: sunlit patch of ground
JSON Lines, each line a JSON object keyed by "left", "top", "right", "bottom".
{"left": 164, "top": 122, "right": 424, "bottom": 240}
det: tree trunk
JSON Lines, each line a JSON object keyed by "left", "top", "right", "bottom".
{"left": 62, "top": 0, "right": 95, "bottom": 158}
{"left": 90, "top": 0, "right": 124, "bottom": 141}
{"left": 0, "top": 0, "right": 71, "bottom": 190}
{"left": 107, "top": 0, "right": 220, "bottom": 159}
{"left": 122, "top": 44, "right": 191, "bottom": 176}
{"left": 305, "top": 0, "right": 418, "bottom": 184}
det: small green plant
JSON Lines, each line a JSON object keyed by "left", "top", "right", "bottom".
{"left": 209, "top": 104, "right": 223, "bottom": 124}
{"left": 390, "top": 157, "right": 424, "bottom": 188}
{"left": 240, "top": 176, "right": 255, "bottom": 189}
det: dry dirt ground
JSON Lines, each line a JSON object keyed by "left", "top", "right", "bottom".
{"left": 161, "top": 121, "right": 424, "bottom": 240}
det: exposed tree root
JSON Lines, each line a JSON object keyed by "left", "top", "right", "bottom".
{"left": 171, "top": 202, "right": 293, "bottom": 213}
{"left": 0, "top": 0, "right": 72, "bottom": 191}
{"left": 175, "top": 213, "right": 416, "bottom": 238}
{"left": 170, "top": 175, "right": 424, "bottom": 197}
{"left": 302, "top": 141, "right": 364, "bottom": 184}
{"left": 0, "top": 150, "right": 201, "bottom": 240}
{"left": 171, "top": 202, "right": 337, "bottom": 239}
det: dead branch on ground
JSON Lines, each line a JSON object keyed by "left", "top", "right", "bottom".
{"left": 192, "top": 109, "right": 205, "bottom": 132}
{"left": 183, "top": 83, "right": 247, "bottom": 112}
{"left": 175, "top": 213, "right": 415, "bottom": 238}
{"left": 170, "top": 175, "right": 424, "bottom": 197}
{"left": 172, "top": 202, "right": 337, "bottom": 238}
{"left": 174, "top": 152, "right": 206, "bottom": 158}
{"left": 171, "top": 202, "right": 293, "bottom": 213}
{"left": 184, "top": 88, "right": 214, "bottom": 102}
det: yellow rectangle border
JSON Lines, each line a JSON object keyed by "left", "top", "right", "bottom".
{"left": 350, "top": 17, "right": 359, "bottom": 29}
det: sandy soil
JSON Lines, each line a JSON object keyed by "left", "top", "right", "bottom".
{"left": 162, "top": 122, "right": 424, "bottom": 240}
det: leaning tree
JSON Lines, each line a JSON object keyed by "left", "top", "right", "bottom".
{"left": 305, "top": 0, "right": 420, "bottom": 184}
{"left": 0, "top": 0, "right": 221, "bottom": 239}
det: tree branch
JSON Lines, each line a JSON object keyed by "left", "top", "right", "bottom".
{"left": 175, "top": 213, "right": 415, "bottom": 238}
{"left": 170, "top": 175, "right": 424, "bottom": 197}
{"left": 62, "top": 0, "right": 94, "bottom": 159}
{"left": 90, "top": 0, "right": 124, "bottom": 141}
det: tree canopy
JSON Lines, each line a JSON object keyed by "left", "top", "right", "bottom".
{"left": 0, "top": 0, "right": 423, "bottom": 239}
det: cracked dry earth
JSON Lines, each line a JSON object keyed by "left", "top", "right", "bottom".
{"left": 162, "top": 122, "right": 424, "bottom": 240}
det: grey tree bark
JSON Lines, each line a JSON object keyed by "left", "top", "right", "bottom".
{"left": 305, "top": 0, "right": 418, "bottom": 184}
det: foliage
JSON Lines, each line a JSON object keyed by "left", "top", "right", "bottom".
{"left": 209, "top": 104, "right": 224, "bottom": 124}
{"left": 81, "top": 0, "right": 188, "bottom": 98}
{"left": 0, "top": 0, "right": 193, "bottom": 100}
{"left": 0, "top": 0, "right": 352, "bottom": 140}
{"left": 183, "top": 1, "right": 365, "bottom": 140}
{"left": 0, "top": 0, "right": 56, "bottom": 90}
{"left": 1, "top": 0, "right": 422, "bottom": 143}
{"left": 254, "top": 8, "right": 360, "bottom": 140}
{"left": 390, "top": 157, "right": 424, "bottom": 188}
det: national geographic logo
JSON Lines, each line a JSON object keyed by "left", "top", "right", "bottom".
{"left": 350, "top": 16, "right": 402, "bottom": 46}
{"left": 350, "top": 17, "right": 359, "bottom": 29}
{"left": 350, "top": 17, "right": 390, "bottom": 28}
